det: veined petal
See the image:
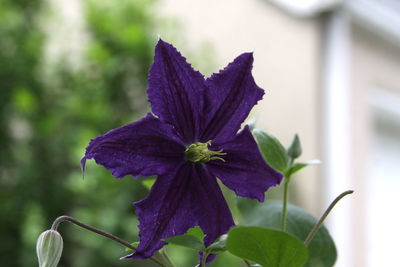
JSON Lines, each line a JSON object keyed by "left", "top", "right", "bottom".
{"left": 127, "top": 163, "right": 234, "bottom": 259}
{"left": 147, "top": 39, "right": 206, "bottom": 144}
{"left": 81, "top": 113, "right": 185, "bottom": 178}
{"left": 201, "top": 53, "right": 264, "bottom": 143}
{"left": 191, "top": 164, "right": 235, "bottom": 246}
{"left": 207, "top": 126, "right": 283, "bottom": 202}
{"left": 129, "top": 163, "right": 197, "bottom": 259}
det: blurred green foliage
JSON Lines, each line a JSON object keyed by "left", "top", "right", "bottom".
{"left": 0, "top": 0, "right": 156, "bottom": 266}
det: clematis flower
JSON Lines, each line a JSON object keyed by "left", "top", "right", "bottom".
{"left": 81, "top": 39, "right": 283, "bottom": 260}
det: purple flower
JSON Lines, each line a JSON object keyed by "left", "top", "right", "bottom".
{"left": 81, "top": 39, "right": 282, "bottom": 260}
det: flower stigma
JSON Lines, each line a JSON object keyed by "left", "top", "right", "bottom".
{"left": 185, "top": 141, "right": 227, "bottom": 163}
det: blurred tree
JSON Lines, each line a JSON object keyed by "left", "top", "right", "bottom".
{"left": 0, "top": 0, "right": 157, "bottom": 266}
{"left": 0, "top": 0, "right": 46, "bottom": 266}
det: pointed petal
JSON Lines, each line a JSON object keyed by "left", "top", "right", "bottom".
{"left": 82, "top": 113, "right": 185, "bottom": 178}
{"left": 207, "top": 126, "right": 283, "bottom": 202}
{"left": 201, "top": 53, "right": 264, "bottom": 143}
{"left": 128, "top": 163, "right": 197, "bottom": 259}
{"left": 147, "top": 39, "right": 206, "bottom": 143}
{"left": 127, "top": 163, "right": 234, "bottom": 259}
{"left": 191, "top": 164, "right": 235, "bottom": 246}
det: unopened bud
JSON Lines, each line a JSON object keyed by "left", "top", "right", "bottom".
{"left": 36, "top": 230, "right": 63, "bottom": 267}
{"left": 287, "top": 134, "right": 302, "bottom": 159}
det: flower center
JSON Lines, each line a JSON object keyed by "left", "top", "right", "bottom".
{"left": 185, "top": 141, "right": 227, "bottom": 163}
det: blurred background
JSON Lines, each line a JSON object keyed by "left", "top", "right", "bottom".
{"left": 1, "top": 0, "right": 399, "bottom": 266}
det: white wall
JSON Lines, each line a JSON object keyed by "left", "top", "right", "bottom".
{"left": 157, "top": 0, "right": 323, "bottom": 214}
{"left": 351, "top": 23, "right": 400, "bottom": 267}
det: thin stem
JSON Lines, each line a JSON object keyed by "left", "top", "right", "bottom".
{"left": 200, "top": 252, "right": 208, "bottom": 267}
{"left": 304, "top": 190, "right": 354, "bottom": 246}
{"left": 243, "top": 259, "right": 252, "bottom": 266}
{"left": 281, "top": 176, "right": 290, "bottom": 232}
{"left": 51, "top": 215, "right": 167, "bottom": 267}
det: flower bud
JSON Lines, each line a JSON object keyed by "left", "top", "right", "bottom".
{"left": 36, "top": 230, "right": 63, "bottom": 267}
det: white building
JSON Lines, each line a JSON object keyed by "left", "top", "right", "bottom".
{"left": 159, "top": 0, "right": 400, "bottom": 266}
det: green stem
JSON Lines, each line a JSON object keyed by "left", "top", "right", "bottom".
{"left": 51, "top": 215, "right": 167, "bottom": 267}
{"left": 281, "top": 175, "right": 290, "bottom": 232}
{"left": 201, "top": 251, "right": 209, "bottom": 267}
{"left": 304, "top": 190, "right": 354, "bottom": 246}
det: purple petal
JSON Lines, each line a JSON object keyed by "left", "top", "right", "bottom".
{"left": 191, "top": 164, "right": 235, "bottom": 246}
{"left": 201, "top": 53, "right": 264, "bottom": 143}
{"left": 81, "top": 113, "right": 185, "bottom": 178}
{"left": 207, "top": 126, "right": 283, "bottom": 202}
{"left": 126, "top": 163, "right": 234, "bottom": 259}
{"left": 147, "top": 39, "right": 206, "bottom": 144}
{"left": 128, "top": 163, "right": 197, "bottom": 259}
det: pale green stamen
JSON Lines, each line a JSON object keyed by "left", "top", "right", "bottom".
{"left": 185, "top": 141, "right": 227, "bottom": 163}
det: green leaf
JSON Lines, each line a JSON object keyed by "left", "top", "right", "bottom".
{"left": 226, "top": 226, "right": 308, "bottom": 267}
{"left": 288, "top": 163, "right": 307, "bottom": 176}
{"left": 252, "top": 129, "right": 289, "bottom": 173}
{"left": 164, "top": 227, "right": 205, "bottom": 251}
{"left": 164, "top": 235, "right": 205, "bottom": 251}
{"left": 125, "top": 241, "right": 139, "bottom": 252}
{"left": 186, "top": 226, "right": 205, "bottom": 240}
{"left": 238, "top": 200, "right": 336, "bottom": 267}
{"left": 207, "top": 234, "right": 227, "bottom": 254}
{"left": 287, "top": 134, "right": 302, "bottom": 159}
{"left": 287, "top": 160, "right": 321, "bottom": 176}
{"left": 142, "top": 178, "right": 156, "bottom": 190}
